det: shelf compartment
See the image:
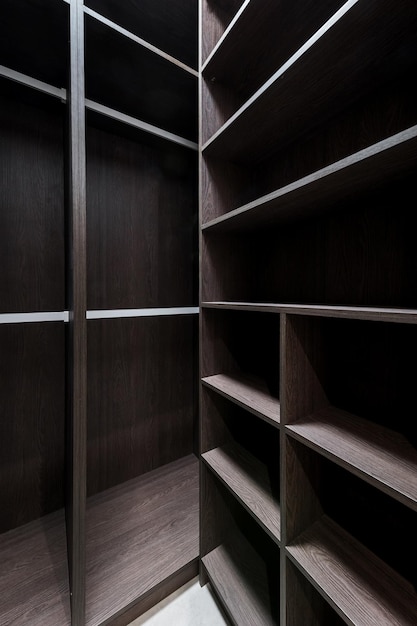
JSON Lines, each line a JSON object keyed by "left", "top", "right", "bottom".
{"left": 85, "top": 13, "right": 197, "bottom": 142}
{"left": 287, "top": 514, "right": 417, "bottom": 626}
{"left": 202, "top": 372, "right": 280, "bottom": 426}
{"left": 201, "top": 174, "right": 417, "bottom": 307}
{"left": 0, "top": 0, "right": 69, "bottom": 89}
{"left": 86, "top": 454, "right": 199, "bottom": 626}
{"left": 0, "top": 510, "right": 70, "bottom": 626}
{"left": 201, "top": 0, "right": 246, "bottom": 65}
{"left": 202, "top": 0, "right": 345, "bottom": 144}
{"left": 202, "top": 442, "right": 280, "bottom": 543}
{"left": 201, "top": 308, "right": 280, "bottom": 399}
{"left": 201, "top": 469, "right": 280, "bottom": 626}
{"left": 286, "top": 405, "right": 417, "bottom": 512}
{"left": 84, "top": 0, "right": 198, "bottom": 69}
{"left": 202, "top": 125, "right": 417, "bottom": 231}
{"left": 202, "top": 0, "right": 417, "bottom": 160}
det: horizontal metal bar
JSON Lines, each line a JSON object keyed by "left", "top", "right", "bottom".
{"left": 84, "top": 7, "right": 198, "bottom": 77}
{"left": 86, "top": 307, "right": 199, "bottom": 320}
{"left": 86, "top": 99, "right": 198, "bottom": 150}
{"left": 0, "top": 65, "right": 67, "bottom": 101}
{"left": 0, "top": 311, "right": 70, "bottom": 324}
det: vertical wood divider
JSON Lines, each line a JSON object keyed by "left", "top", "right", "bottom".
{"left": 279, "top": 312, "right": 288, "bottom": 626}
{"left": 198, "top": 0, "right": 208, "bottom": 589}
{"left": 67, "top": 0, "right": 87, "bottom": 624}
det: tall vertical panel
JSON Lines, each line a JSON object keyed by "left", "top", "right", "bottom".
{"left": 67, "top": 0, "right": 87, "bottom": 624}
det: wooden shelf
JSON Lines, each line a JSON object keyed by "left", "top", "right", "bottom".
{"left": 0, "top": 0, "right": 68, "bottom": 89}
{"left": 85, "top": 13, "right": 197, "bottom": 142}
{"left": 0, "top": 510, "right": 70, "bottom": 626}
{"left": 84, "top": 0, "right": 198, "bottom": 70}
{"left": 202, "top": 301, "right": 417, "bottom": 324}
{"left": 202, "top": 0, "right": 417, "bottom": 161}
{"left": 202, "top": 373, "right": 280, "bottom": 426}
{"left": 287, "top": 515, "right": 417, "bottom": 625}
{"left": 202, "top": 125, "right": 417, "bottom": 231}
{"left": 202, "top": 533, "right": 279, "bottom": 626}
{"left": 86, "top": 454, "right": 199, "bottom": 626}
{"left": 202, "top": 0, "right": 345, "bottom": 124}
{"left": 286, "top": 405, "right": 417, "bottom": 512}
{"left": 201, "top": 0, "right": 246, "bottom": 65}
{"left": 202, "top": 442, "right": 280, "bottom": 543}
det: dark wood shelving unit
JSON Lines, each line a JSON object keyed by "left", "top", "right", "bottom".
{"left": 1, "top": 1, "right": 198, "bottom": 625}
{"left": 85, "top": 455, "right": 199, "bottom": 626}
{"left": 200, "top": 0, "right": 417, "bottom": 623}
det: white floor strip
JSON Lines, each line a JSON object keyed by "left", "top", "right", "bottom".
{"left": 129, "top": 579, "right": 228, "bottom": 626}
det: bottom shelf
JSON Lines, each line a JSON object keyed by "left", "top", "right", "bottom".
{"left": 202, "top": 530, "right": 279, "bottom": 626}
{"left": 286, "top": 515, "right": 417, "bottom": 626}
{"left": 86, "top": 453, "right": 199, "bottom": 626}
{"left": 0, "top": 509, "right": 71, "bottom": 626}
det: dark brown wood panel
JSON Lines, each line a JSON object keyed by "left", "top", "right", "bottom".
{"left": 86, "top": 124, "right": 198, "bottom": 310}
{"left": 87, "top": 315, "right": 197, "bottom": 495}
{"left": 86, "top": 454, "right": 199, "bottom": 626}
{"left": 85, "top": 0, "right": 198, "bottom": 69}
{"left": 201, "top": 0, "right": 245, "bottom": 64}
{"left": 0, "top": 323, "right": 65, "bottom": 533}
{"left": 85, "top": 16, "right": 198, "bottom": 141}
{"left": 0, "top": 92, "right": 65, "bottom": 313}
{"left": 0, "top": 510, "right": 71, "bottom": 626}
{"left": 0, "top": 0, "right": 68, "bottom": 87}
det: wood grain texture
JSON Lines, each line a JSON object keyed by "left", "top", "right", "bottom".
{"left": 202, "top": 373, "right": 280, "bottom": 426}
{"left": 0, "top": 92, "right": 65, "bottom": 313}
{"left": 86, "top": 124, "right": 197, "bottom": 310}
{"left": 85, "top": 15, "right": 197, "bottom": 141}
{"left": 68, "top": 1, "right": 88, "bottom": 621}
{"left": 0, "top": 509, "right": 71, "bottom": 626}
{"left": 0, "top": 323, "right": 65, "bottom": 533}
{"left": 87, "top": 316, "right": 197, "bottom": 494}
{"left": 201, "top": 0, "right": 244, "bottom": 64}
{"left": 202, "top": 537, "right": 278, "bottom": 626}
{"left": 202, "top": 443, "right": 281, "bottom": 543}
{"left": 202, "top": 0, "right": 345, "bottom": 143}
{"left": 0, "top": 0, "right": 68, "bottom": 87}
{"left": 85, "top": 0, "right": 198, "bottom": 68}
{"left": 287, "top": 405, "right": 417, "bottom": 512}
{"left": 203, "top": 0, "right": 417, "bottom": 160}
{"left": 287, "top": 515, "right": 417, "bottom": 626}
{"left": 85, "top": 454, "right": 199, "bottom": 626}
{"left": 202, "top": 126, "right": 417, "bottom": 230}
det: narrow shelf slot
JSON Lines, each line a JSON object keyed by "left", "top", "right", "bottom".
{"left": 202, "top": 0, "right": 417, "bottom": 160}
{"left": 202, "top": 532, "right": 279, "bottom": 626}
{"left": 202, "top": 126, "right": 417, "bottom": 231}
{"left": 287, "top": 515, "right": 417, "bottom": 625}
{"left": 86, "top": 454, "right": 199, "bottom": 626}
{"left": 0, "top": 511, "right": 70, "bottom": 626}
{"left": 202, "top": 0, "right": 345, "bottom": 144}
{"left": 202, "top": 442, "right": 281, "bottom": 543}
{"left": 286, "top": 405, "right": 417, "bottom": 511}
{"left": 202, "top": 373, "right": 280, "bottom": 426}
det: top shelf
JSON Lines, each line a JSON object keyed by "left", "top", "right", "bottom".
{"left": 0, "top": 0, "right": 69, "bottom": 89}
{"left": 202, "top": 0, "right": 345, "bottom": 107}
{"left": 202, "top": 0, "right": 417, "bottom": 162}
{"left": 201, "top": 0, "right": 246, "bottom": 65}
{"left": 84, "top": 1, "right": 198, "bottom": 72}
